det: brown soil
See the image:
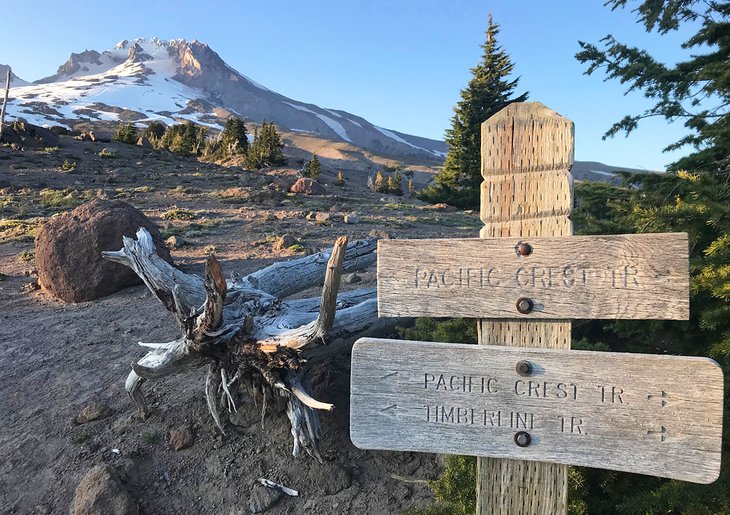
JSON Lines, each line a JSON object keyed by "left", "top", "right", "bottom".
{"left": 0, "top": 136, "right": 481, "bottom": 514}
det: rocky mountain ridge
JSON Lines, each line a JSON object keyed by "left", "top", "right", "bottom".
{"left": 2, "top": 38, "right": 448, "bottom": 162}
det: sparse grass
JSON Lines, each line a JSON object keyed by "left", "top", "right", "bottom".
{"left": 170, "top": 185, "right": 200, "bottom": 195}
{"left": 72, "top": 433, "right": 91, "bottom": 445}
{"left": 289, "top": 243, "right": 306, "bottom": 252}
{"left": 161, "top": 207, "right": 196, "bottom": 220}
{"left": 254, "top": 235, "right": 279, "bottom": 246}
{"left": 43, "top": 146, "right": 60, "bottom": 153}
{"left": 0, "top": 218, "right": 43, "bottom": 243}
{"left": 39, "top": 188, "right": 81, "bottom": 209}
{"left": 210, "top": 187, "right": 248, "bottom": 204}
{"left": 17, "top": 249, "right": 34, "bottom": 262}
{"left": 142, "top": 432, "right": 159, "bottom": 445}
{"left": 99, "top": 149, "right": 117, "bottom": 158}
{"left": 61, "top": 159, "right": 77, "bottom": 172}
{"left": 115, "top": 186, "right": 154, "bottom": 199}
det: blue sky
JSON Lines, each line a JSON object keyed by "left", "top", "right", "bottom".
{"left": 1, "top": 0, "right": 700, "bottom": 170}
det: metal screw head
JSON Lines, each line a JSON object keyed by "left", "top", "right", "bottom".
{"left": 516, "top": 360, "right": 533, "bottom": 377}
{"left": 516, "top": 297, "right": 534, "bottom": 314}
{"left": 516, "top": 242, "right": 533, "bottom": 256}
{"left": 514, "top": 431, "right": 532, "bottom": 447}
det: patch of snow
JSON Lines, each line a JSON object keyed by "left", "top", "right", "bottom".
{"left": 283, "top": 102, "right": 351, "bottom": 142}
{"left": 283, "top": 102, "right": 316, "bottom": 114}
{"left": 324, "top": 109, "right": 343, "bottom": 118}
{"left": 314, "top": 114, "right": 351, "bottom": 142}
{"left": 374, "top": 125, "right": 443, "bottom": 156}
{"left": 347, "top": 118, "right": 362, "bottom": 128}
{"left": 589, "top": 169, "right": 617, "bottom": 177}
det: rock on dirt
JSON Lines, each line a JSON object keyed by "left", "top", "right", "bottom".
{"left": 290, "top": 178, "right": 326, "bottom": 195}
{"left": 76, "top": 401, "right": 112, "bottom": 424}
{"left": 1, "top": 121, "right": 59, "bottom": 148}
{"left": 248, "top": 483, "right": 283, "bottom": 513}
{"left": 35, "top": 199, "right": 172, "bottom": 303}
{"left": 368, "top": 229, "right": 392, "bottom": 239}
{"left": 136, "top": 137, "right": 153, "bottom": 149}
{"left": 273, "top": 234, "right": 297, "bottom": 252}
{"left": 344, "top": 214, "right": 360, "bottom": 224}
{"left": 165, "top": 235, "right": 187, "bottom": 249}
{"left": 345, "top": 273, "right": 362, "bottom": 284}
{"left": 168, "top": 426, "right": 195, "bottom": 451}
{"left": 71, "top": 464, "right": 138, "bottom": 515}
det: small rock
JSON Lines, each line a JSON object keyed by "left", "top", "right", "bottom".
{"left": 424, "top": 202, "right": 457, "bottom": 212}
{"left": 315, "top": 212, "right": 330, "bottom": 222}
{"left": 35, "top": 504, "right": 52, "bottom": 514}
{"left": 273, "top": 235, "right": 297, "bottom": 252}
{"left": 71, "top": 464, "right": 138, "bottom": 515}
{"left": 343, "top": 214, "right": 360, "bottom": 224}
{"left": 165, "top": 235, "right": 186, "bottom": 249}
{"left": 136, "top": 137, "right": 153, "bottom": 149}
{"left": 368, "top": 229, "right": 392, "bottom": 240}
{"left": 345, "top": 273, "right": 362, "bottom": 284}
{"left": 248, "top": 483, "right": 283, "bottom": 513}
{"left": 290, "top": 177, "right": 326, "bottom": 195}
{"left": 168, "top": 426, "right": 195, "bottom": 451}
{"left": 305, "top": 212, "right": 316, "bottom": 221}
{"left": 76, "top": 401, "right": 112, "bottom": 424}
{"left": 101, "top": 147, "right": 119, "bottom": 155}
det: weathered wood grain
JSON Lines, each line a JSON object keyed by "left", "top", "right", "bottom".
{"left": 350, "top": 338, "right": 724, "bottom": 484}
{"left": 377, "top": 233, "right": 689, "bottom": 320}
{"left": 478, "top": 102, "right": 574, "bottom": 514}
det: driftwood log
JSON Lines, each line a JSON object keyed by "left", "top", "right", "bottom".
{"left": 104, "top": 228, "right": 402, "bottom": 461}
{"left": 103, "top": 228, "right": 403, "bottom": 461}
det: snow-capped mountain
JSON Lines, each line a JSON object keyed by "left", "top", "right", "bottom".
{"left": 2, "top": 38, "right": 447, "bottom": 161}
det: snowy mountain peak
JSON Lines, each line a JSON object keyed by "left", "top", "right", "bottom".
{"left": 4, "top": 38, "right": 447, "bottom": 161}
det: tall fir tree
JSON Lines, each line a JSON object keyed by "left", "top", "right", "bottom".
{"left": 245, "top": 121, "right": 286, "bottom": 169}
{"left": 220, "top": 117, "right": 249, "bottom": 156}
{"left": 420, "top": 15, "right": 527, "bottom": 209}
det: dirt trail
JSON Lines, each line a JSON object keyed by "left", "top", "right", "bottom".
{"left": 0, "top": 137, "right": 480, "bottom": 514}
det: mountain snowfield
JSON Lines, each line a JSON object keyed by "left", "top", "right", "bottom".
{"left": 2, "top": 38, "right": 447, "bottom": 162}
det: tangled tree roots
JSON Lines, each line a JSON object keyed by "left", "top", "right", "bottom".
{"left": 104, "top": 228, "right": 402, "bottom": 460}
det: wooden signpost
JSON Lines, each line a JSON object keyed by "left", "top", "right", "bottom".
{"left": 350, "top": 103, "right": 724, "bottom": 513}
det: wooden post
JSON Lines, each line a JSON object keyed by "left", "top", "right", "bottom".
{"left": 477, "top": 102, "right": 574, "bottom": 514}
{"left": 0, "top": 69, "right": 9, "bottom": 142}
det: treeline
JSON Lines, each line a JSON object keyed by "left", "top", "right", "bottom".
{"left": 113, "top": 117, "right": 286, "bottom": 169}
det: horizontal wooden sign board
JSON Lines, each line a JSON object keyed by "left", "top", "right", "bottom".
{"left": 377, "top": 233, "right": 689, "bottom": 320}
{"left": 350, "top": 338, "right": 723, "bottom": 484}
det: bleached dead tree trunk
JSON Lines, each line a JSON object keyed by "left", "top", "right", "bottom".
{"left": 104, "top": 228, "right": 402, "bottom": 460}
{"left": 0, "top": 69, "right": 10, "bottom": 142}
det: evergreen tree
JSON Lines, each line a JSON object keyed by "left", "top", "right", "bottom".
{"left": 303, "top": 154, "right": 321, "bottom": 180}
{"left": 144, "top": 121, "right": 166, "bottom": 143}
{"left": 245, "top": 121, "right": 286, "bottom": 169}
{"left": 420, "top": 15, "right": 527, "bottom": 209}
{"left": 220, "top": 117, "right": 249, "bottom": 156}
{"left": 576, "top": 1, "right": 730, "bottom": 175}
{"left": 113, "top": 123, "right": 139, "bottom": 145}
{"left": 158, "top": 122, "right": 206, "bottom": 156}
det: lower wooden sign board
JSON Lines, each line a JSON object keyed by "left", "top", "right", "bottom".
{"left": 350, "top": 338, "right": 724, "bottom": 484}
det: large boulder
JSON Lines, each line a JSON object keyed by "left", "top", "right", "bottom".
{"left": 1, "top": 121, "right": 60, "bottom": 148}
{"left": 35, "top": 200, "right": 172, "bottom": 302}
{"left": 71, "top": 464, "right": 138, "bottom": 515}
{"left": 290, "top": 177, "right": 326, "bottom": 195}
